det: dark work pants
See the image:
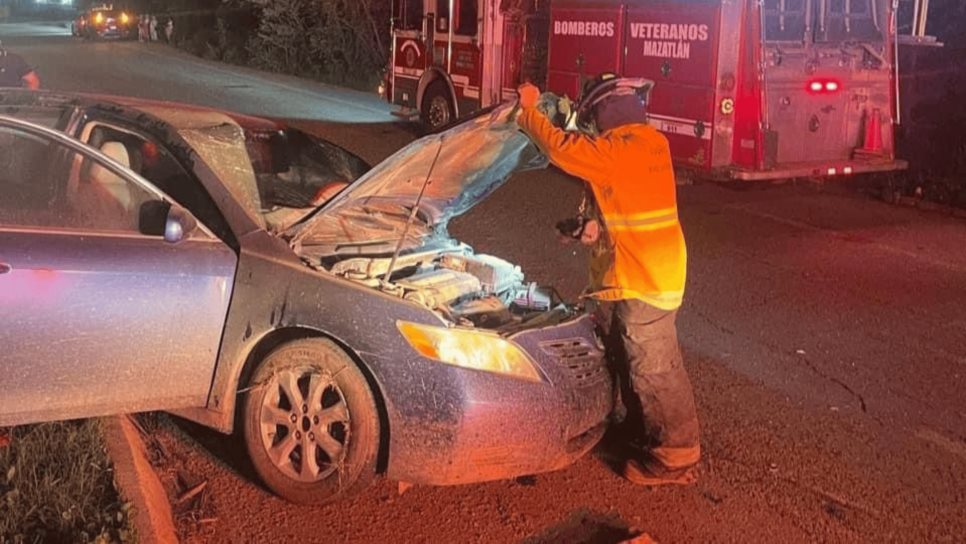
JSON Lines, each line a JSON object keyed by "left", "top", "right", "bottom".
{"left": 598, "top": 299, "right": 701, "bottom": 469}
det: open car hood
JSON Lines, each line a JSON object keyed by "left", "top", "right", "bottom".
{"left": 288, "top": 104, "right": 546, "bottom": 257}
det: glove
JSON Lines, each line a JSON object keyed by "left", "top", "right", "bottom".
{"left": 517, "top": 83, "right": 540, "bottom": 109}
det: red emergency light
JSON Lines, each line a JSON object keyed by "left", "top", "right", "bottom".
{"left": 807, "top": 79, "right": 841, "bottom": 94}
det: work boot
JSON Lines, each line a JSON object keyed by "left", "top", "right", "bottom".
{"left": 621, "top": 458, "right": 697, "bottom": 487}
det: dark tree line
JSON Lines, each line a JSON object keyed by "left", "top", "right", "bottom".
{"left": 896, "top": 0, "right": 966, "bottom": 206}
{"left": 112, "top": 0, "right": 391, "bottom": 89}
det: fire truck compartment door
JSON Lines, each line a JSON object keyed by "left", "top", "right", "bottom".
{"left": 624, "top": 3, "right": 721, "bottom": 168}
{"left": 766, "top": 82, "right": 851, "bottom": 164}
{"left": 623, "top": 4, "right": 719, "bottom": 88}
{"left": 547, "top": 4, "right": 624, "bottom": 98}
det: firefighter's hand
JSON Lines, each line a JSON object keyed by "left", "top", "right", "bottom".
{"left": 580, "top": 219, "right": 601, "bottom": 245}
{"left": 517, "top": 83, "right": 540, "bottom": 110}
{"left": 555, "top": 219, "right": 600, "bottom": 245}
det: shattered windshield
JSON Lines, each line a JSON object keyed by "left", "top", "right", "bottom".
{"left": 246, "top": 129, "right": 370, "bottom": 228}
{"left": 175, "top": 119, "right": 369, "bottom": 232}
{"left": 178, "top": 122, "right": 264, "bottom": 225}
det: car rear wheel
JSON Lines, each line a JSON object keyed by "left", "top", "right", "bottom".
{"left": 421, "top": 81, "right": 454, "bottom": 130}
{"left": 242, "top": 338, "right": 380, "bottom": 504}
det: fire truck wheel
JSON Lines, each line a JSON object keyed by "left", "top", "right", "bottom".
{"left": 421, "top": 82, "right": 454, "bottom": 130}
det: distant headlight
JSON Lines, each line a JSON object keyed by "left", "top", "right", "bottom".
{"left": 397, "top": 321, "right": 543, "bottom": 382}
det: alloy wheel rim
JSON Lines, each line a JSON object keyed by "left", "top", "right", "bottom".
{"left": 258, "top": 367, "right": 351, "bottom": 482}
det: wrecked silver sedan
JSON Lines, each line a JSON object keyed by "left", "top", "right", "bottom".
{"left": 0, "top": 91, "right": 613, "bottom": 504}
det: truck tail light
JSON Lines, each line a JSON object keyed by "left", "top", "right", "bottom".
{"left": 807, "top": 79, "right": 842, "bottom": 94}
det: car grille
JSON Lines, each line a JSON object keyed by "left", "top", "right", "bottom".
{"left": 539, "top": 338, "right": 608, "bottom": 388}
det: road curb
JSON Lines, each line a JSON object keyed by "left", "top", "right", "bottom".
{"left": 103, "top": 415, "right": 179, "bottom": 544}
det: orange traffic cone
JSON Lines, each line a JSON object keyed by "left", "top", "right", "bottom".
{"left": 855, "top": 108, "right": 883, "bottom": 158}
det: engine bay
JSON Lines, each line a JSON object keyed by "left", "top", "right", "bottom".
{"left": 320, "top": 241, "right": 571, "bottom": 331}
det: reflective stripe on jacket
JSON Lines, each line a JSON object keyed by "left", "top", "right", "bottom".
{"left": 518, "top": 106, "right": 687, "bottom": 310}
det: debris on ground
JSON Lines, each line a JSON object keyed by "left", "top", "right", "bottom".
{"left": 133, "top": 414, "right": 217, "bottom": 543}
{"left": 177, "top": 481, "right": 209, "bottom": 505}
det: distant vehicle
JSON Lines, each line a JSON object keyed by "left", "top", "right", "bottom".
{"left": 0, "top": 91, "right": 612, "bottom": 504}
{"left": 76, "top": 4, "right": 136, "bottom": 40}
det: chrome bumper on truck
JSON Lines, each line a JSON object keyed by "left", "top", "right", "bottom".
{"left": 730, "top": 159, "right": 908, "bottom": 181}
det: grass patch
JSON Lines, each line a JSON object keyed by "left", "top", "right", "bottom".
{"left": 0, "top": 420, "right": 134, "bottom": 543}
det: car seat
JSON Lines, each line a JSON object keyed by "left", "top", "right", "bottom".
{"left": 88, "top": 141, "right": 134, "bottom": 212}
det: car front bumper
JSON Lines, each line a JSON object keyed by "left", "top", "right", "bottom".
{"left": 381, "top": 313, "right": 614, "bottom": 486}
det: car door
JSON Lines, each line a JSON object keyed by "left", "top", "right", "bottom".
{"left": 0, "top": 116, "right": 237, "bottom": 426}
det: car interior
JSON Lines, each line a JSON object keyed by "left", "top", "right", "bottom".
{"left": 247, "top": 128, "right": 369, "bottom": 233}
{"left": 77, "top": 122, "right": 224, "bottom": 238}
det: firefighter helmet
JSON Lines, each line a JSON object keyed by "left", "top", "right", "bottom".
{"left": 577, "top": 73, "right": 654, "bottom": 134}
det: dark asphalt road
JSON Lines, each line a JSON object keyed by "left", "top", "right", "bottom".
{"left": 5, "top": 23, "right": 965, "bottom": 543}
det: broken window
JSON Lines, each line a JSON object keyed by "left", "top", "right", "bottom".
{"left": 248, "top": 129, "right": 369, "bottom": 211}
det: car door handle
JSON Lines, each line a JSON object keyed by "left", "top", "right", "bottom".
{"left": 0, "top": 263, "right": 11, "bottom": 275}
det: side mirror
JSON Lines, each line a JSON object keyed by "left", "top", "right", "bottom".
{"left": 164, "top": 206, "right": 198, "bottom": 244}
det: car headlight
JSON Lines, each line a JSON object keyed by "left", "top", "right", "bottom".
{"left": 397, "top": 321, "right": 543, "bottom": 382}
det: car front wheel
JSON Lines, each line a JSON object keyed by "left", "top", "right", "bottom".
{"left": 241, "top": 338, "right": 380, "bottom": 504}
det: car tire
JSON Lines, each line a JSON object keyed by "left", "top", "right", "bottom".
{"left": 421, "top": 81, "right": 454, "bottom": 130}
{"left": 241, "top": 338, "right": 380, "bottom": 504}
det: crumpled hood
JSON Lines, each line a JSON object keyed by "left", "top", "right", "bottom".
{"left": 288, "top": 104, "right": 546, "bottom": 257}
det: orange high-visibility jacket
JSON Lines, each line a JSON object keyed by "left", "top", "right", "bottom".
{"left": 518, "top": 106, "right": 687, "bottom": 310}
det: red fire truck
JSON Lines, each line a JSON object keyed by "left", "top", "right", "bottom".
{"left": 384, "top": 0, "right": 914, "bottom": 181}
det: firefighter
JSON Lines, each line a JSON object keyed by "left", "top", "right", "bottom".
{"left": 0, "top": 42, "right": 39, "bottom": 90}
{"left": 517, "top": 75, "right": 700, "bottom": 485}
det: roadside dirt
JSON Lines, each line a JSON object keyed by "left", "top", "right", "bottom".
{"left": 147, "top": 345, "right": 966, "bottom": 543}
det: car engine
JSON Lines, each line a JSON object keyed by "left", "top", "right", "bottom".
{"left": 324, "top": 245, "right": 559, "bottom": 329}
